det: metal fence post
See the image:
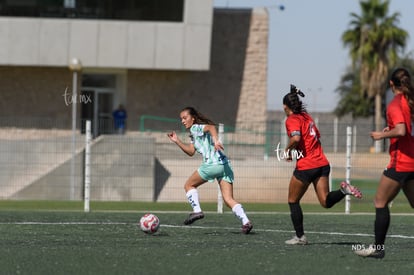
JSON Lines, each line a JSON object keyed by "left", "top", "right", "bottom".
{"left": 84, "top": 120, "right": 92, "bottom": 213}
{"left": 345, "top": 126, "right": 352, "bottom": 214}
{"left": 217, "top": 123, "right": 224, "bottom": 214}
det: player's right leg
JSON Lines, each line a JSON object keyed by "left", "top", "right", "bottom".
{"left": 183, "top": 170, "right": 206, "bottom": 225}
{"left": 314, "top": 178, "right": 362, "bottom": 208}
{"left": 340, "top": 181, "right": 363, "bottom": 198}
{"left": 286, "top": 175, "right": 309, "bottom": 245}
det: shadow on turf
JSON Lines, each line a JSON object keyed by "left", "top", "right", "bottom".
{"left": 306, "top": 241, "right": 356, "bottom": 246}
{"left": 141, "top": 231, "right": 170, "bottom": 237}
{"left": 203, "top": 231, "right": 258, "bottom": 235}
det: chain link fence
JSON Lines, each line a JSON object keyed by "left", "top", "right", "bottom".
{"left": 0, "top": 116, "right": 390, "bottom": 205}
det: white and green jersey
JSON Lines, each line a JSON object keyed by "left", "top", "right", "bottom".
{"left": 190, "top": 124, "right": 228, "bottom": 165}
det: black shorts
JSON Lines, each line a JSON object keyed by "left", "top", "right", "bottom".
{"left": 293, "top": 165, "right": 330, "bottom": 184}
{"left": 383, "top": 168, "right": 414, "bottom": 184}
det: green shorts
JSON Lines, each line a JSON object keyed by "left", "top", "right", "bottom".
{"left": 197, "top": 162, "right": 234, "bottom": 183}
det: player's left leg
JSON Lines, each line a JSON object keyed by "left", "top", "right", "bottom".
{"left": 373, "top": 174, "right": 401, "bottom": 249}
{"left": 313, "top": 176, "right": 332, "bottom": 208}
{"left": 286, "top": 175, "right": 309, "bottom": 244}
{"left": 313, "top": 176, "right": 348, "bottom": 208}
{"left": 402, "top": 179, "right": 414, "bottom": 208}
{"left": 219, "top": 179, "right": 252, "bottom": 234}
{"left": 356, "top": 174, "right": 400, "bottom": 258}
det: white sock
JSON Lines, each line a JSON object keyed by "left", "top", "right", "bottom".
{"left": 232, "top": 203, "right": 249, "bottom": 225}
{"left": 186, "top": 189, "right": 202, "bottom": 213}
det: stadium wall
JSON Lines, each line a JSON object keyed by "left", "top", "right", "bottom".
{"left": 0, "top": 8, "right": 268, "bottom": 131}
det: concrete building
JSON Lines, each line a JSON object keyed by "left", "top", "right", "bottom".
{"left": 0, "top": 1, "right": 268, "bottom": 136}
{"left": 0, "top": 1, "right": 271, "bottom": 201}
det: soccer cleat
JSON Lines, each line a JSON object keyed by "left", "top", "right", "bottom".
{"left": 354, "top": 245, "right": 385, "bottom": 259}
{"left": 285, "top": 235, "right": 308, "bottom": 245}
{"left": 184, "top": 212, "right": 204, "bottom": 225}
{"left": 241, "top": 222, "right": 253, "bottom": 234}
{"left": 340, "top": 181, "right": 363, "bottom": 199}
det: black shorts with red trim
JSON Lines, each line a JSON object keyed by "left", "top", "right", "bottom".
{"left": 383, "top": 167, "right": 414, "bottom": 184}
{"left": 293, "top": 165, "right": 330, "bottom": 184}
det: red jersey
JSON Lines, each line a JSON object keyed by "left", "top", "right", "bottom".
{"left": 285, "top": 113, "right": 329, "bottom": 170}
{"left": 386, "top": 93, "right": 414, "bottom": 172}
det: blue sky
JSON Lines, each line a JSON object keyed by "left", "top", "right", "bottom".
{"left": 214, "top": 0, "right": 414, "bottom": 112}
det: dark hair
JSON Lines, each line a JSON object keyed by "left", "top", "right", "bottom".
{"left": 390, "top": 68, "right": 414, "bottom": 119}
{"left": 181, "top": 107, "right": 215, "bottom": 125}
{"left": 283, "top": 84, "right": 306, "bottom": 114}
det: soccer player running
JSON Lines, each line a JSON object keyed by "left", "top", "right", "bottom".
{"left": 355, "top": 68, "right": 414, "bottom": 259}
{"left": 167, "top": 107, "right": 253, "bottom": 234}
{"left": 282, "top": 85, "right": 362, "bottom": 245}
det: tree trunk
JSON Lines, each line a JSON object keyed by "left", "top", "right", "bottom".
{"left": 374, "top": 93, "right": 383, "bottom": 152}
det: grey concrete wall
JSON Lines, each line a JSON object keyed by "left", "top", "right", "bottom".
{"left": 87, "top": 136, "right": 156, "bottom": 201}
{"left": 126, "top": 8, "right": 268, "bottom": 130}
{"left": 0, "top": 0, "right": 213, "bottom": 70}
{"left": 0, "top": 135, "right": 84, "bottom": 199}
{"left": 7, "top": 135, "right": 157, "bottom": 201}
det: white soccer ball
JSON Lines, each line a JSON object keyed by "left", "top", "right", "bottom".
{"left": 139, "top": 213, "right": 160, "bottom": 234}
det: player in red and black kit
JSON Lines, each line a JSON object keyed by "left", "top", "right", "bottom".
{"left": 282, "top": 85, "right": 362, "bottom": 245}
{"left": 355, "top": 68, "right": 414, "bottom": 259}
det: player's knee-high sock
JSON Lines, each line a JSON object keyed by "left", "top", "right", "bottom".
{"left": 325, "top": 190, "right": 346, "bottom": 208}
{"left": 375, "top": 207, "right": 390, "bottom": 246}
{"left": 289, "top": 202, "right": 304, "bottom": 238}
{"left": 232, "top": 203, "right": 249, "bottom": 225}
{"left": 186, "top": 189, "right": 202, "bottom": 213}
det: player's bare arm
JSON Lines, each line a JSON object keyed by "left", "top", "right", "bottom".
{"left": 203, "top": 124, "right": 224, "bottom": 151}
{"left": 370, "top": 123, "right": 406, "bottom": 140}
{"left": 285, "top": 135, "right": 300, "bottom": 161}
{"left": 167, "top": 131, "right": 196, "bottom": 156}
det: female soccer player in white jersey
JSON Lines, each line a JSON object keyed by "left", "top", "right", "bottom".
{"left": 167, "top": 107, "right": 253, "bottom": 234}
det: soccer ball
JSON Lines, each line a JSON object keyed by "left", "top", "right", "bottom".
{"left": 139, "top": 213, "right": 160, "bottom": 234}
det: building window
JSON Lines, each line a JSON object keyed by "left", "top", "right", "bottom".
{"left": 0, "top": 0, "right": 184, "bottom": 22}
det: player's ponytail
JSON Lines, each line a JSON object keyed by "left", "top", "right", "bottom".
{"left": 390, "top": 68, "right": 414, "bottom": 120}
{"left": 283, "top": 84, "right": 307, "bottom": 114}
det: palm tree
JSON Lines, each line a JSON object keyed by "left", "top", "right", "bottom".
{"left": 342, "top": 0, "right": 408, "bottom": 152}
{"left": 397, "top": 52, "right": 414, "bottom": 71}
{"left": 334, "top": 67, "right": 374, "bottom": 119}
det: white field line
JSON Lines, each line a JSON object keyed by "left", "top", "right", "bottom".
{"left": 161, "top": 224, "right": 414, "bottom": 239}
{"left": 0, "top": 222, "right": 129, "bottom": 225}
{"left": 1, "top": 222, "right": 414, "bottom": 240}
{"left": 76, "top": 210, "right": 414, "bottom": 216}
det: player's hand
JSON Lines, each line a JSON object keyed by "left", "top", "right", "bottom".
{"left": 370, "top": 131, "right": 383, "bottom": 140}
{"left": 167, "top": 131, "right": 178, "bottom": 143}
{"left": 214, "top": 140, "right": 224, "bottom": 151}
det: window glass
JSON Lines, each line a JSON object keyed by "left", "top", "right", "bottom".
{"left": 0, "top": 0, "right": 184, "bottom": 22}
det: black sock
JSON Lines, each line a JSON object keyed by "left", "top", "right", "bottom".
{"left": 375, "top": 207, "right": 390, "bottom": 246}
{"left": 289, "top": 202, "right": 304, "bottom": 238}
{"left": 325, "top": 190, "right": 346, "bottom": 208}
